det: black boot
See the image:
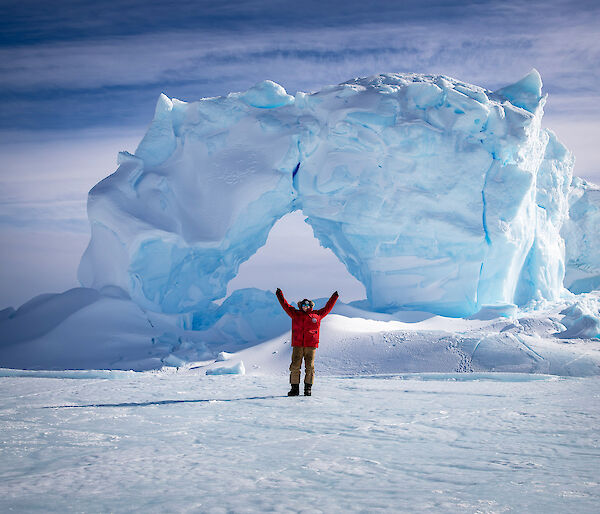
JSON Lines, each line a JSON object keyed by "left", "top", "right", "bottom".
{"left": 304, "top": 384, "right": 312, "bottom": 396}
{"left": 288, "top": 384, "right": 300, "bottom": 396}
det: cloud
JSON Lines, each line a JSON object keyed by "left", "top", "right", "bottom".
{"left": 3, "top": 0, "right": 572, "bottom": 45}
{"left": 2, "top": 21, "right": 599, "bottom": 134}
{"left": 3, "top": 1, "right": 598, "bottom": 98}
{"left": 2, "top": 20, "right": 598, "bottom": 91}
{"left": 0, "top": 226, "right": 87, "bottom": 310}
{"left": 0, "top": 130, "right": 142, "bottom": 234}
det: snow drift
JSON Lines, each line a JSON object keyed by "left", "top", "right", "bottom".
{"left": 1, "top": 285, "right": 599, "bottom": 374}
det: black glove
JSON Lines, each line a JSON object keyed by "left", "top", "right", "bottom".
{"left": 276, "top": 288, "right": 282, "bottom": 295}
{"left": 333, "top": 291, "right": 339, "bottom": 296}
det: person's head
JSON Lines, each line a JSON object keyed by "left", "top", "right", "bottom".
{"left": 298, "top": 299, "right": 315, "bottom": 312}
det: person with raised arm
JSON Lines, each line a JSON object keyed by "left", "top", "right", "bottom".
{"left": 275, "top": 288, "right": 339, "bottom": 396}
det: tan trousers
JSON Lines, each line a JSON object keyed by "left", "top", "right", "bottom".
{"left": 290, "top": 346, "right": 316, "bottom": 385}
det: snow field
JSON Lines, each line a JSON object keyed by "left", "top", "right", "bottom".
{"left": 1, "top": 372, "right": 598, "bottom": 512}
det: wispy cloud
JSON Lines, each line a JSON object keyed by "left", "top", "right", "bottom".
{"left": 2, "top": 1, "right": 599, "bottom": 131}
{"left": 0, "top": 131, "right": 141, "bottom": 234}
{"left": 3, "top": 1, "right": 569, "bottom": 45}
{"left": 0, "top": 182, "right": 88, "bottom": 233}
{"left": 3, "top": 20, "right": 599, "bottom": 91}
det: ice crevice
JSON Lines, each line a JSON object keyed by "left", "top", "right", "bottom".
{"left": 292, "top": 162, "right": 300, "bottom": 180}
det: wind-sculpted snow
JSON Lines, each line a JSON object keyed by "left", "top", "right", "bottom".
{"left": 2, "top": 286, "right": 598, "bottom": 372}
{"left": 78, "top": 70, "right": 578, "bottom": 318}
{"left": 2, "top": 374, "right": 600, "bottom": 512}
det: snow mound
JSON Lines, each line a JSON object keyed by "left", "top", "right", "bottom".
{"left": 206, "top": 361, "right": 245, "bottom": 375}
{"left": 0, "top": 288, "right": 100, "bottom": 346}
{"left": 237, "top": 80, "right": 295, "bottom": 109}
{"left": 78, "top": 69, "right": 584, "bottom": 318}
{"left": 557, "top": 294, "right": 600, "bottom": 339}
{"left": 0, "top": 287, "right": 213, "bottom": 371}
{"left": 216, "top": 351, "right": 233, "bottom": 361}
{"left": 1, "top": 287, "right": 599, "bottom": 375}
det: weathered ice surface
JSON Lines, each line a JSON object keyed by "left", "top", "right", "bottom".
{"left": 562, "top": 177, "right": 600, "bottom": 294}
{"left": 78, "top": 70, "right": 579, "bottom": 317}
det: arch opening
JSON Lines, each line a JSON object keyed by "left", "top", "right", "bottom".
{"left": 222, "top": 210, "right": 366, "bottom": 305}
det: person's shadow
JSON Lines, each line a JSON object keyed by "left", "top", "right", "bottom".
{"left": 44, "top": 395, "right": 288, "bottom": 409}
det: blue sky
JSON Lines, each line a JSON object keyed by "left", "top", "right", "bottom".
{"left": 1, "top": 0, "right": 599, "bottom": 308}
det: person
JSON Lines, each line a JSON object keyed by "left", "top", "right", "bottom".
{"left": 275, "top": 288, "right": 339, "bottom": 396}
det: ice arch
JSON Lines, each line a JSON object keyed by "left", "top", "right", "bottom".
{"left": 78, "top": 71, "right": 575, "bottom": 317}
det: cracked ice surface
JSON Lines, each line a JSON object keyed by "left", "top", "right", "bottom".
{"left": 78, "top": 70, "right": 583, "bottom": 318}
{"left": 0, "top": 373, "right": 599, "bottom": 512}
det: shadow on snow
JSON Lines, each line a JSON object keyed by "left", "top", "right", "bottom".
{"left": 44, "top": 395, "right": 288, "bottom": 409}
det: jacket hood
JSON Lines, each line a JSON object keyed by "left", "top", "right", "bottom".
{"left": 297, "top": 298, "right": 315, "bottom": 310}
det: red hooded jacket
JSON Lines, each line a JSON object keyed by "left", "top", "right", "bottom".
{"left": 276, "top": 290, "right": 339, "bottom": 348}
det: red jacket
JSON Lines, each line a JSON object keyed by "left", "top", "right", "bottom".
{"left": 276, "top": 290, "right": 339, "bottom": 348}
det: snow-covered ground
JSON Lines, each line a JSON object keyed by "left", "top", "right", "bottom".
{"left": 1, "top": 371, "right": 598, "bottom": 512}
{"left": 202, "top": 304, "right": 600, "bottom": 378}
{"left": 1, "top": 287, "right": 599, "bottom": 375}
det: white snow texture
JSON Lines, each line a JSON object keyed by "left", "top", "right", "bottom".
{"left": 1, "top": 373, "right": 599, "bottom": 513}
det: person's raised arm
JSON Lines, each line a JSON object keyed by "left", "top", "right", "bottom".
{"left": 276, "top": 288, "right": 295, "bottom": 317}
{"left": 316, "top": 291, "right": 339, "bottom": 317}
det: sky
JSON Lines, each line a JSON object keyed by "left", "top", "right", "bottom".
{"left": 1, "top": 0, "right": 599, "bottom": 309}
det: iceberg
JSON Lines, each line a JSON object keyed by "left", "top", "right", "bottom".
{"left": 78, "top": 70, "right": 585, "bottom": 318}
